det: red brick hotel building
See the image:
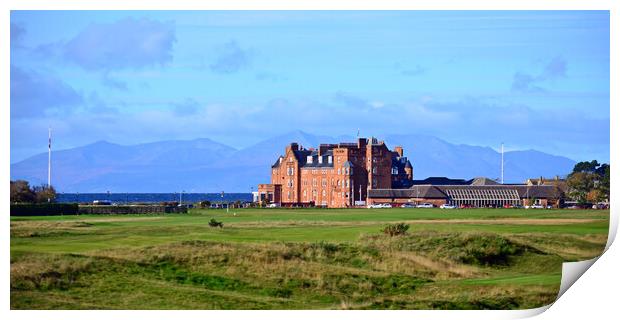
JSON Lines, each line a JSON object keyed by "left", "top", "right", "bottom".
{"left": 258, "top": 137, "right": 413, "bottom": 208}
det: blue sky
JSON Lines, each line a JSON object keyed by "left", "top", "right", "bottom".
{"left": 10, "top": 11, "right": 610, "bottom": 163}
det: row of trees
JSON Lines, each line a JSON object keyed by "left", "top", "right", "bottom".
{"left": 10, "top": 180, "right": 57, "bottom": 203}
{"left": 566, "top": 160, "right": 610, "bottom": 204}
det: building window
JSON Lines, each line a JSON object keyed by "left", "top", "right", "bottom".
{"left": 328, "top": 156, "right": 333, "bottom": 163}
{"left": 322, "top": 190, "right": 326, "bottom": 196}
{"left": 337, "top": 180, "right": 341, "bottom": 186}
{"left": 307, "top": 155, "right": 312, "bottom": 163}
{"left": 345, "top": 168, "right": 349, "bottom": 175}
{"left": 322, "top": 170, "right": 326, "bottom": 175}
{"left": 322, "top": 179, "right": 327, "bottom": 187}
{"left": 288, "top": 167, "right": 294, "bottom": 176}
{"left": 312, "top": 169, "right": 317, "bottom": 174}
{"left": 337, "top": 168, "right": 341, "bottom": 175}
{"left": 312, "top": 178, "right": 317, "bottom": 186}
{"left": 287, "top": 191, "right": 291, "bottom": 200}
{"left": 346, "top": 180, "right": 350, "bottom": 187}
{"left": 392, "top": 168, "right": 398, "bottom": 175}
{"left": 372, "top": 167, "right": 377, "bottom": 174}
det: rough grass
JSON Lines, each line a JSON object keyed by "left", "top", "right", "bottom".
{"left": 10, "top": 208, "right": 609, "bottom": 309}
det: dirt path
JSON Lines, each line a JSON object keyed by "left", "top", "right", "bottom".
{"left": 230, "top": 218, "right": 603, "bottom": 228}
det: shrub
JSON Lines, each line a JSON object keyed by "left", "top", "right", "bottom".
{"left": 208, "top": 218, "right": 223, "bottom": 228}
{"left": 382, "top": 223, "right": 410, "bottom": 236}
{"left": 10, "top": 203, "right": 79, "bottom": 216}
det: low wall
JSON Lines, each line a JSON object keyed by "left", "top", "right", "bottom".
{"left": 78, "top": 205, "right": 188, "bottom": 215}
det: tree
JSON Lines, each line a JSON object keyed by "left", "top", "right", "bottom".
{"left": 597, "top": 164, "right": 610, "bottom": 201}
{"left": 572, "top": 160, "right": 600, "bottom": 174}
{"left": 32, "top": 184, "right": 57, "bottom": 203}
{"left": 567, "top": 172, "right": 597, "bottom": 204}
{"left": 587, "top": 189, "right": 604, "bottom": 203}
{"left": 567, "top": 160, "right": 610, "bottom": 204}
{"left": 10, "top": 180, "right": 35, "bottom": 203}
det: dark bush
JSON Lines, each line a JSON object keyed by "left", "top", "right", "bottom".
{"left": 198, "top": 200, "right": 211, "bottom": 208}
{"left": 382, "top": 223, "right": 410, "bottom": 236}
{"left": 208, "top": 218, "right": 223, "bottom": 228}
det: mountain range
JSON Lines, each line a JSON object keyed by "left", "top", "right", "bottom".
{"left": 10, "top": 131, "right": 577, "bottom": 192}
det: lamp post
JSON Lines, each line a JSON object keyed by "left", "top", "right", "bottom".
{"left": 180, "top": 190, "right": 184, "bottom": 206}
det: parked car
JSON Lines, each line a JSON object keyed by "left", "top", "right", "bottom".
{"left": 267, "top": 203, "right": 280, "bottom": 208}
{"left": 368, "top": 204, "right": 384, "bottom": 209}
{"left": 381, "top": 203, "right": 393, "bottom": 208}
{"left": 416, "top": 203, "right": 434, "bottom": 208}
{"left": 529, "top": 204, "right": 544, "bottom": 209}
{"left": 440, "top": 204, "right": 457, "bottom": 209}
{"left": 400, "top": 203, "right": 415, "bottom": 208}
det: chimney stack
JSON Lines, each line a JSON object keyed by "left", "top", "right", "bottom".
{"left": 394, "top": 146, "right": 403, "bottom": 157}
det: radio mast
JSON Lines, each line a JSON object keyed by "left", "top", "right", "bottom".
{"left": 500, "top": 143, "right": 504, "bottom": 184}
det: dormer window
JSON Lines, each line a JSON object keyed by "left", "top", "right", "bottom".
{"left": 328, "top": 156, "right": 333, "bottom": 163}
{"left": 318, "top": 156, "right": 323, "bottom": 164}
{"left": 307, "top": 155, "right": 313, "bottom": 163}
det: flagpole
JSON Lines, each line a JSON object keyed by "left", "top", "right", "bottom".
{"left": 48, "top": 127, "right": 51, "bottom": 188}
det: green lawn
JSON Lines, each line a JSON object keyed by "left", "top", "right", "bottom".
{"left": 10, "top": 208, "right": 609, "bottom": 310}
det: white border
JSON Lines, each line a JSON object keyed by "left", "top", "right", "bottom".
{"left": 2, "top": 1, "right": 616, "bottom": 319}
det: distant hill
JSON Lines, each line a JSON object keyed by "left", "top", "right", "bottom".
{"left": 10, "top": 131, "right": 576, "bottom": 192}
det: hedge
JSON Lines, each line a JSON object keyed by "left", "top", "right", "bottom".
{"left": 10, "top": 203, "right": 79, "bottom": 216}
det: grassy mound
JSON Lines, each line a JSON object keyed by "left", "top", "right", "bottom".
{"left": 362, "top": 231, "right": 543, "bottom": 266}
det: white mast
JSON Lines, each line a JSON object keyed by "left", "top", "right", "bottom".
{"left": 48, "top": 127, "right": 52, "bottom": 188}
{"left": 500, "top": 142, "right": 504, "bottom": 184}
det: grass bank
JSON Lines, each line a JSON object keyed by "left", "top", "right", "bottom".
{"left": 10, "top": 208, "right": 608, "bottom": 309}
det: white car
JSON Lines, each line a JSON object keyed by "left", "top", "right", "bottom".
{"left": 267, "top": 203, "right": 281, "bottom": 208}
{"left": 416, "top": 203, "right": 434, "bottom": 208}
{"left": 368, "top": 204, "right": 384, "bottom": 209}
{"left": 380, "top": 203, "right": 393, "bottom": 208}
{"left": 440, "top": 204, "right": 457, "bottom": 209}
{"left": 530, "top": 204, "right": 544, "bottom": 209}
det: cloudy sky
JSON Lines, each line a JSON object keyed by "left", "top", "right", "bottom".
{"left": 10, "top": 11, "right": 609, "bottom": 163}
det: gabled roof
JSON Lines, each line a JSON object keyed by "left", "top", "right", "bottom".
{"left": 470, "top": 177, "right": 500, "bottom": 186}
{"left": 411, "top": 177, "right": 470, "bottom": 185}
{"left": 369, "top": 185, "right": 447, "bottom": 199}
